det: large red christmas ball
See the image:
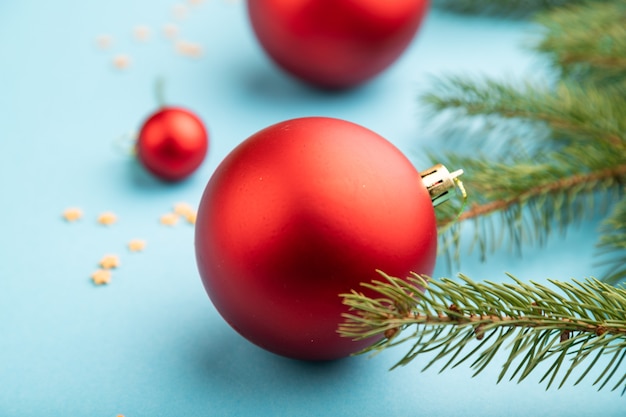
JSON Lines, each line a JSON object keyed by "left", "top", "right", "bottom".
{"left": 136, "top": 107, "right": 209, "bottom": 182}
{"left": 246, "top": 0, "right": 430, "bottom": 89}
{"left": 195, "top": 117, "right": 437, "bottom": 360}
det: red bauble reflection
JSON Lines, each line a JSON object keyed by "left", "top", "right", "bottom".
{"left": 137, "top": 107, "right": 208, "bottom": 182}
{"left": 195, "top": 117, "right": 437, "bottom": 360}
{"left": 247, "top": 0, "right": 430, "bottom": 89}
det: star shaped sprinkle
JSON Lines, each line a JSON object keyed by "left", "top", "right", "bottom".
{"left": 112, "top": 54, "right": 131, "bottom": 70}
{"left": 173, "top": 202, "right": 194, "bottom": 216}
{"left": 172, "top": 4, "right": 189, "bottom": 20}
{"left": 128, "top": 239, "right": 146, "bottom": 252}
{"left": 91, "top": 269, "right": 112, "bottom": 285}
{"left": 99, "top": 255, "right": 120, "bottom": 269}
{"left": 175, "top": 40, "right": 203, "bottom": 58}
{"left": 162, "top": 23, "right": 179, "bottom": 40}
{"left": 95, "top": 34, "right": 113, "bottom": 50}
{"left": 62, "top": 207, "right": 83, "bottom": 222}
{"left": 133, "top": 25, "right": 151, "bottom": 42}
{"left": 173, "top": 202, "right": 197, "bottom": 224}
{"left": 160, "top": 213, "right": 179, "bottom": 226}
{"left": 184, "top": 211, "right": 197, "bottom": 225}
{"left": 98, "top": 211, "right": 117, "bottom": 226}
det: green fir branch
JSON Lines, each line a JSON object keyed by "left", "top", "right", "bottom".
{"left": 435, "top": 153, "right": 626, "bottom": 255}
{"left": 432, "top": 0, "right": 610, "bottom": 17}
{"left": 339, "top": 272, "right": 626, "bottom": 394}
{"left": 422, "top": 78, "right": 626, "bottom": 148}
{"left": 533, "top": 1, "right": 626, "bottom": 85}
{"left": 419, "top": 2, "right": 626, "bottom": 282}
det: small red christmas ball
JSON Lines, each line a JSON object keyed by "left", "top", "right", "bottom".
{"left": 246, "top": 0, "right": 430, "bottom": 89}
{"left": 195, "top": 117, "right": 437, "bottom": 360}
{"left": 136, "top": 107, "right": 209, "bottom": 182}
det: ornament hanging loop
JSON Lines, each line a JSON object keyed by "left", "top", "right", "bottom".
{"left": 421, "top": 164, "right": 468, "bottom": 232}
{"left": 420, "top": 164, "right": 465, "bottom": 207}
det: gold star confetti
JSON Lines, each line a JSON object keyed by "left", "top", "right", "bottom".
{"left": 98, "top": 211, "right": 118, "bottom": 226}
{"left": 128, "top": 239, "right": 146, "bottom": 252}
{"left": 91, "top": 269, "right": 112, "bottom": 285}
{"left": 175, "top": 40, "right": 203, "bottom": 58}
{"left": 62, "top": 207, "right": 83, "bottom": 222}
{"left": 162, "top": 23, "right": 179, "bottom": 40}
{"left": 95, "top": 34, "right": 113, "bottom": 50}
{"left": 173, "top": 202, "right": 194, "bottom": 217}
{"left": 172, "top": 3, "right": 189, "bottom": 20}
{"left": 160, "top": 213, "right": 179, "bottom": 226}
{"left": 133, "top": 25, "right": 151, "bottom": 41}
{"left": 184, "top": 211, "right": 197, "bottom": 225}
{"left": 99, "top": 254, "right": 120, "bottom": 269}
{"left": 112, "top": 54, "right": 131, "bottom": 70}
{"left": 173, "top": 202, "right": 197, "bottom": 224}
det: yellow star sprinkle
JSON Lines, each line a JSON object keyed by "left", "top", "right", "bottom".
{"left": 91, "top": 269, "right": 111, "bottom": 285}
{"left": 133, "top": 25, "right": 151, "bottom": 42}
{"left": 160, "top": 213, "right": 179, "bottom": 226}
{"left": 128, "top": 239, "right": 146, "bottom": 252}
{"left": 175, "top": 40, "right": 203, "bottom": 58}
{"left": 99, "top": 255, "right": 120, "bottom": 269}
{"left": 98, "top": 212, "right": 117, "bottom": 226}
{"left": 95, "top": 34, "right": 113, "bottom": 50}
{"left": 184, "top": 211, "right": 197, "bottom": 225}
{"left": 62, "top": 207, "right": 83, "bottom": 222}
{"left": 162, "top": 23, "right": 179, "bottom": 40}
{"left": 172, "top": 3, "right": 189, "bottom": 20}
{"left": 173, "top": 202, "right": 194, "bottom": 217}
{"left": 112, "top": 54, "right": 131, "bottom": 70}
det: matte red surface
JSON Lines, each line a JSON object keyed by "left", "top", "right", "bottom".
{"left": 247, "top": 0, "right": 430, "bottom": 89}
{"left": 195, "top": 117, "right": 437, "bottom": 360}
{"left": 137, "top": 107, "right": 208, "bottom": 182}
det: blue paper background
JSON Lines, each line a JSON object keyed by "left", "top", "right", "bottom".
{"left": 0, "top": 1, "right": 623, "bottom": 416}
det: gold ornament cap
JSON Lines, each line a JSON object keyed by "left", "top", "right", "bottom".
{"left": 420, "top": 164, "right": 464, "bottom": 207}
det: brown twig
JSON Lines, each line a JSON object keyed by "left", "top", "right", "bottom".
{"left": 401, "top": 312, "right": 626, "bottom": 338}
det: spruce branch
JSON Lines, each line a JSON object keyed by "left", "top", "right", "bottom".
{"left": 422, "top": 78, "right": 626, "bottom": 149}
{"left": 439, "top": 163, "right": 626, "bottom": 228}
{"left": 339, "top": 272, "right": 626, "bottom": 394}
{"left": 533, "top": 1, "right": 626, "bottom": 85}
{"left": 430, "top": 147, "right": 626, "bottom": 271}
{"left": 432, "top": 0, "right": 611, "bottom": 17}
{"left": 419, "top": 1, "right": 626, "bottom": 282}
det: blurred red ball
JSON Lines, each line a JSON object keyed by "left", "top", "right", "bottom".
{"left": 195, "top": 117, "right": 437, "bottom": 360}
{"left": 247, "top": 0, "right": 430, "bottom": 89}
{"left": 137, "top": 107, "right": 208, "bottom": 182}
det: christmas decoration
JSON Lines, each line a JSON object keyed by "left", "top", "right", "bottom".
{"left": 246, "top": 0, "right": 430, "bottom": 89}
{"left": 194, "top": 116, "right": 462, "bottom": 360}
{"left": 97, "top": 211, "right": 118, "bottom": 226}
{"left": 136, "top": 106, "right": 209, "bottom": 182}
{"left": 62, "top": 207, "right": 83, "bottom": 222}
